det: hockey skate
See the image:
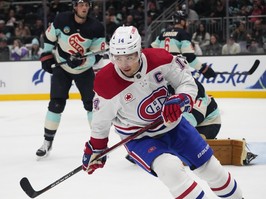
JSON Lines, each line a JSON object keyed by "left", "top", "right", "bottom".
{"left": 243, "top": 151, "right": 258, "bottom": 165}
{"left": 36, "top": 140, "right": 53, "bottom": 159}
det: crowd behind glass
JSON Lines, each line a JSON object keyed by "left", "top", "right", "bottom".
{"left": 0, "top": 0, "right": 265, "bottom": 62}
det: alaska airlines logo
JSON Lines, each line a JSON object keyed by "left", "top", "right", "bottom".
{"left": 196, "top": 63, "right": 251, "bottom": 86}
{"left": 32, "top": 69, "right": 46, "bottom": 85}
{"left": 138, "top": 86, "right": 167, "bottom": 121}
{"left": 69, "top": 33, "right": 85, "bottom": 54}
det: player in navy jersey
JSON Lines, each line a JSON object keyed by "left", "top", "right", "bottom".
{"left": 81, "top": 26, "right": 243, "bottom": 199}
{"left": 36, "top": 0, "right": 106, "bottom": 159}
{"left": 151, "top": 10, "right": 216, "bottom": 79}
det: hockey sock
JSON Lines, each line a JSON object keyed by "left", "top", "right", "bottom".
{"left": 44, "top": 110, "right": 61, "bottom": 138}
{"left": 152, "top": 153, "right": 207, "bottom": 199}
{"left": 194, "top": 156, "right": 243, "bottom": 199}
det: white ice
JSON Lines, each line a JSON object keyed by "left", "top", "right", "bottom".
{"left": 0, "top": 98, "right": 265, "bottom": 199}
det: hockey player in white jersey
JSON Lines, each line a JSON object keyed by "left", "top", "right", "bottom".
{"left": 81, "top": 26, "right": 243, "bottom": 199}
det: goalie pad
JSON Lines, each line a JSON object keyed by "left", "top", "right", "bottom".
{"left": 206, "top": 139, "right": 247, "bottom": 166}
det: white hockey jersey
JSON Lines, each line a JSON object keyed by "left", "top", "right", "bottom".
{"left": 91, "top": 48, "right": 197, "bottom": 140}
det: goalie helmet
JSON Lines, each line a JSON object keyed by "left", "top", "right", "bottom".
{"left": 172, "top": 10, "right": 187, "bottom": 24}
{"left": 109, "top": 26, "right": 142, "bottom": 57}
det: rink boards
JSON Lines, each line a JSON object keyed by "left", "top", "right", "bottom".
{"left": 0, "top": 55, "right": 265, "bottom": 100}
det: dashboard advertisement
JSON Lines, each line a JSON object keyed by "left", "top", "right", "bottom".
{"left": 0, "top": 55, "right": 265, "bottom": 100}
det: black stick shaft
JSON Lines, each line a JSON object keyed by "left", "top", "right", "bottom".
{"left": 57, "top": 49, "right": 109, "bottom": 66}
{"left": 20, "top": 117, "right": 163, "bottom": 198}
{"left": 216, "top": 59, "right": 260, "bottom": 75}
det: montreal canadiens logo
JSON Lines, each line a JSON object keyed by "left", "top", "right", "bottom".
{"left": 138, "top": 86, "right": 167, "bottom": 121}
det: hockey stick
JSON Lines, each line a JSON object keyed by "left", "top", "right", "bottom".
{"left": 57, "top": 48, "right": 109, "bottom": 66}
{"left": 216, "top": 59, "right": 260, "bottom": 75}
{"left": 20, "top": 117, "right": 164, "bottom": 198}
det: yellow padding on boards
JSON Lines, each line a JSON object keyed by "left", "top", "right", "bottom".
{"left": 207, "top": 91, "right": 266, "bottom": 98}
{"left": 1, "top": 91, "right": 266, "bottom": 101}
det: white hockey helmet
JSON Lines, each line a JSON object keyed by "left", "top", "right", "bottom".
{"left": 109, "top": 26, "right": 142, "bottom": 57}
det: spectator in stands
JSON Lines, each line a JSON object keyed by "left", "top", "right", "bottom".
{"left": 131, "top": 3, "right": 145, "bottom": 28}
{"left": 231, "top": 21, "right": 249, "bottom": 42}
{"left": 231, "top": 21, "right": 251, "bottom": 53}
{"left": 0, "top": 0, "right": 10, "bottom": 20}
{"left": 14, "top": 20, "right": 31, "bottom": 41}
{"left": 191, "top": 23, "right": 210, "bottom": 51}
{"left": 204, "top": 34, "right": 222, "bottom": 56}
{"left": 15, "top": 4, "right": 27, "bottom": 21}
{"left": 147, "top": 1, "right": 160, "bottom": 20}
{"left": 194, "top": 0, "right": 211, "bottom": 17}
{"left": 5, "top": 8, "right": 16, "bottom": 27}
{"left": 50, "top": 0, "right": 69, "bottom": 15}
{"left": 210, "top": 0, "right": 226, "bottom": 18}
{"left": 0, "top": 19, "right": 11, "bottom": 40}
{"left": 249, "top": 0, "right": 264, "bottom": 22}
{"left": 90, "top": 5, "right": 103, "bottom": 22}
{"left": 29, "top": 37, "right": 43, "bottom": 60}
{"left": 123, "top": 14, "right": 137, "bottom": 27}
{"left": 116, "top": 5, "right": 130, "bottom": 25}
{"left": 106, "top": 5, "right": 120, "bottom": 25}
{"left": 105, "top": 12, "right": 119, "bottom": 42}
{"left": 10, "top": 38, "right": 28, "bottom": 61}
{"left": 0, "top": 37, "right": 10, "bottom": 61}
{"left": 238, "top": 5, "right": 253, "bottom": 17}
{"left": 31, "top": 18, "right": 45, "bottom": 38}
{"left": 221, "top": 35, "right": 241, "bottom": 55}
{"left": 251, "top": 19, "right": 266, "bottom": 48}
{"left": 247, "top": 38, "right": 264, "bottom": 54}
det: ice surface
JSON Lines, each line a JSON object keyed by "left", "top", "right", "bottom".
{"left": 0, "top": 98, "right": 265, "bottom": 199}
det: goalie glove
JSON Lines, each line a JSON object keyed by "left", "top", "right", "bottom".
{"left": 199, "top": 63, "right": 217, "bottom": 79}
{"left": 82, "top": 139, "right": 107, "bottom": 175}
{"left": 161, "top": 94, "right": 193, "bottom": 124}
{"left": 40, "top": 52, "right": 55, "bottom": 73}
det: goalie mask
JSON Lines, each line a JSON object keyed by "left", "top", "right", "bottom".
{"left": 109, "top": 26, "right": 142, "bottom": 59}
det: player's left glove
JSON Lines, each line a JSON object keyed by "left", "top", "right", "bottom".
{"left": 66, "top": 52, "right": 84, "bottom": 68}
{"left": 82, "top": 141, "right": 107, "bottom": 175}
{"left": 40, "top": 52, "right": 55, "bottom": 73}
{"left": 199, "top": 63, "right": 217, "bottom": 79}
{"left": 161, "top": 94, "right": 193, "bottom": 124}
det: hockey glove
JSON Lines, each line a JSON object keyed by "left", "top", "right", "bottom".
{"left": 199, "top": 63, "right": 217, "bottom": 79}
{"left": 66, "top": 52, "right": 83, "bottom": 68}
{"left": 40, "top": 52, "right": 55, "bottom": 74}
{"left": 82, "top": 141, "right": 107, "bottom": 175}
{"left": 161, "top": 94, "right": 193, "bottom": 124}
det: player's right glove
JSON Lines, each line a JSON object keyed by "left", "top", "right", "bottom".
{"left": 66, "top": 52, "right": 84, "bottom": 68}
{"left": 199, "top": 63, "right": 217, "bottom": 79}
{"left": 40, "top": 52, "right": 55, "bottom": 74}
{"left": 161, "top": 94, "right": 193, "bottom": 124}
{"left": 82, "top": 141, "right": 107, "bottom": 175}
